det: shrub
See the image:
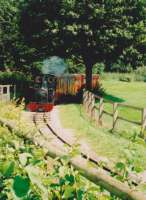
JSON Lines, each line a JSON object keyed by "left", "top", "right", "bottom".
{"left": 0, "top": 71, "right": 32, "bottom": 97}
{"left": 134, "top": 66, "right": 146, "bottom": 82}
{"left": 111, "top": 60, "right": 133, "bottom": 73}
{"left": 0, "top": 121, "right": 114, "bottom": 200}
{"left": 66, "top": 59, "right": 85, "bottom": 74}
{"left": 93, "top": 62, "right": 105, "bottom": 75}
{"left": 119, "top": 75, "right": 133, "bottom": 82}
{"left": 92, "top": 83, "right": 105, "bottom": 96}
{"left": 101, "top": 66, "right": 146, "bottom": 82}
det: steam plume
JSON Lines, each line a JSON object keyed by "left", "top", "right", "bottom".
{"left": 42, "top": 56, "right": 67, "bottom": 76}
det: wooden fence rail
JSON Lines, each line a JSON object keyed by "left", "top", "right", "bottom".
{"left": 83, "top": 90, "right": 146, "bottom": 138}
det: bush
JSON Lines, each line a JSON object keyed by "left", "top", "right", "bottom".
{"left": 92, "top": 83, "right": 105, "bottom": 96}
{"left": 111, "top": 60, "right": 133, "bottom": 73}
{"left": 93, "top": 62, "right": 105, "bottom": 75}
{"left": 0, "top": 71, "right": 32, "bottom": 98}
{"left": 66, "top": 59, "right": 85, "bottom": 74}
{"left": 101, "top": 66, "right": 146, "bottom": 82}
{"left": 119, "top": 75, "right": 133, "bottom": 82}
{"left": 101, "top": 72, "right": 134, "bottom": 81}
{"left": 0, "top": 71, "right": 32, "bottom": 85}
{"left": 0, "top": 119, "right": 114, "bottom": 200}
{"left": 134, "top": 66, "right": 146, "bottom": 82}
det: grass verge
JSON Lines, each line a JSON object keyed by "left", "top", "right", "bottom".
{"left": 59, "top": 103, "right": 146, "bottom": 172}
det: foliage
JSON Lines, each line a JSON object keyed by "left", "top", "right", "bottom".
{"left": 1, "top": 100, "right": 146, "bottom": 199}
{"left": 0, "top": 71, "right": 32, "bottom": 85}
{"left": 0, "top": 101, "right": 123, "bottom": 199}
{"left": 0, "top": 71, "right": 32, "bottom": 99}
{"left": 101, "top": 67, "right": 146, "bottom": 82}
{"left": 0, "top": 0, "right": 18, "bottom": 70}
{"left": 93, "top": 63, "right": 105, "bottom": 75}
{"left": 92, "top": 83, "right": 106, "bottom": 96}
{"left": 66, "top": 58, "right": 85, "bottom": 74}
{"left": 0, "top": 0, "right": 145, "bottom": 84}
{"left": 135, "top": 66, "right": 146, "bottom": 81}
{"left": 0, "top": 0, "right": 39, "bottom": 73}
{"left": 0, "top": 123, "right": 119, "bottom": 200}
{"left": 20, "top": 0, "right": 146, "bottom": 88}
{"left": 101, "top": 73, "right": 134, "bottom": 81}
{"left": 110, "top": 60, "right": 133, "bottom": 73}
{"left": 119, "top": 75, "right": 133, "bottom": 82}
{"left": 114, "top": 130, "right": 144, "bottom": 184}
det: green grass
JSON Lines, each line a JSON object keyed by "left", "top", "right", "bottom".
{"left": 59, "top": 81, "right": 146, "bottom": 171}
{"left": 95, "top": 81, "right": 146, "bottom": 135}
{"left": 59, "top": 104, "right": 146, "bottom": 171}
{"left": 101, "top": 80, "right": 146, "bottom": 107}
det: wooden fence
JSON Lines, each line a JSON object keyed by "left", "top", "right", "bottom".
{"left": 83, "top": 90, "right": 146, "bottom": 138}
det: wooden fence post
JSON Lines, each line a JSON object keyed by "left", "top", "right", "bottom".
{"left": 83, "top": 91, "right": 95, "bottom": 121}
{"left": 141, "top": 108, "right": 146, "bottom": 138}
{"left": 85, "top": 91, "right": 89, "bottom": 113}
{"left": 87, "top": 92, "right": 92, "bottom": 114}
{"left": 83, "top": 90, "right": 87, "bottom": 109}
{"left": 90, "top": 94, "right": 95, "bottom": 119}
{"left": 98, "top": 98, "right": 104, "bottom": 125}
{"left": 112, "top": 103, "right": 118, "bottom": 130}
{"left": 85, "top": 91, "right": 88, "bottom": 112}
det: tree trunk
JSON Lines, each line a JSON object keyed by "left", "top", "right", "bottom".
{"left": 85, "top": 63, "right": 93, "bottom": 90}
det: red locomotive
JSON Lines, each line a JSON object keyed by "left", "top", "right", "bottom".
{"left": 26, "top": 74, "right": 99, "bottom": 112}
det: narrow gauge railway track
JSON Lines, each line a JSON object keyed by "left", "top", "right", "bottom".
{"left": 32, "top": 112, "right": 139, "bottom": 186}
{"left": 33, "top": 112, "right": 111, "bottom": 170}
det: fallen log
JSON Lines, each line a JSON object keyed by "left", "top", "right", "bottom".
{"left": 0, "top": 117, "right": 146, "bottom": 200}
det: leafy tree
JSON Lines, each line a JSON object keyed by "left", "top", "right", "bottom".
{"left": 0, "top": 0, "right": 15, "bottom": 70}
{"left": 20, "top": 0, "right": 146, "bottom": 89}
{"left": 0, "top": 0, "right": 38, "bottom": 73}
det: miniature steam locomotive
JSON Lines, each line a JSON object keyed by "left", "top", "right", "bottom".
{"left": 26, "top": 74, "right": 99, "bottom": 112}
{"left": 26, "top": 74, "right": 56, "bottom": 112}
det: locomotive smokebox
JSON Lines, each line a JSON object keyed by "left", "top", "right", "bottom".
{"left": 26, "top": 74, "right": 56, "bottom": 112}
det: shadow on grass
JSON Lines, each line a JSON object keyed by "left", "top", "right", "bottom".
{"left": 103, "top": 93, "right": 125, "bottom": 103}
{"left": 96, "top": 92, "right": 125, "bottom": 103}
{"left": 56, "top": 94, "right": 82, "bottom": 105}
{"left": 57, "top": 92, "right": 125, "bottom": 104}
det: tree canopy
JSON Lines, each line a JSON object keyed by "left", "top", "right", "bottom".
{"left": 20, "top": 0, "right": 146, "bottom": 88}
{"left": 0, "top": 0, "right": 19, "bottom": 70}
{"left": 0, "top": 0, "right": 38, "bottom": 74}
{"left": 0, "top": 0, "right": 146, "bottom": 88}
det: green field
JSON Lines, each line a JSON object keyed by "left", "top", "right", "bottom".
{"left": 59, "top": 81, "right": 146, "bottom": 171}
{"left": 95, "top": 81, "right": 146, "bottom": 135}
{"left": 102, "top": 81, "right": 146, "bottom": 107}
{"left": 102, "top": 80, "right": 146, "bottom": 119}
